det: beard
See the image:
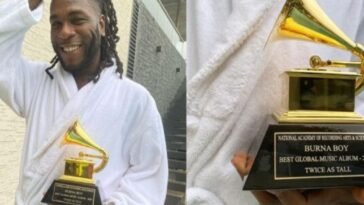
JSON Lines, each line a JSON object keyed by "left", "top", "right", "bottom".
{"left": 54, "top": 29, "right": 102, "bottom": 76}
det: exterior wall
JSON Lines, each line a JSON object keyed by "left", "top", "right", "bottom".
{"left": 0, "top": 0, "right": 133, "bottom": 204}
{"left": 0, "top": 101, "right": 25, "bottom": 204}
{"left": 132, "top": 2, "right": 186, "bottom": 118}
{"left": 140, "top": 0, "right": 185, "bottom": 58}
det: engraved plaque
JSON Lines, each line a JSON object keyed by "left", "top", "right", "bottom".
{"left": 244, "top": 124, "right": 364, "bottom": 190}
{"left": 42, "top": 180, "right": 102, "bottom": 205}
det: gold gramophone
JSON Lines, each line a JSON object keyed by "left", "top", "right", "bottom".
{"left": 274, "top": 0, "right": 364, "bottom": 123}
{"left": 244, "top": 0, "right": 364, "bottom": 190}
{"left": 42, "top": 121, "right": 108, "bottom": 205}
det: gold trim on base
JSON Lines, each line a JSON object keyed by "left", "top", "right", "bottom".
{"left": 59, "top": 175, "right": 95, "bottom": 184}
{"left": 286, "top": 69, "right": 360, "bottom": 79}
{"left": 275, "top": 111, "right": 364, "bottom": 124}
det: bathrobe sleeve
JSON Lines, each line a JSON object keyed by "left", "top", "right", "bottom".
{"left": 0, "top": 0, "right": 44, "bottom": 117}
{"left": 104, "top": 93, "right": 169, "bottom": 205}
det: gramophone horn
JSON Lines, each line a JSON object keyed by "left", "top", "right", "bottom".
{"left": 63, "top": 121, "right": 109, "bottom": 173}
{"left": 272, "top": 0, "right": 364, "bottom": 93}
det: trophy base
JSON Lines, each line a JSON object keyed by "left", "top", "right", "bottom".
{"left": 243, "top": 123, "right": 364, "bottom": 190}
{"left": 275, "top": 111, "right": 364, "bottom": 124}
{"left": 59, "top": 175, "right": 95, "bottom": 184}
{"left": 42, "top": 179, "right": 102, "bottom": 205}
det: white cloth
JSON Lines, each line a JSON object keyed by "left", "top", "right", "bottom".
{"left": 0, "top": 1, "right": 168, "bottom": 205}
{"left": 187, "top": 0, "right": 364, "bottom": 205}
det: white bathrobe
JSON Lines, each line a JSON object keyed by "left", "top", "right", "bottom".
{"left": 0, "top": 1, "right": 168, "bottom": 204}
{"left": 187, "top": 0, "right": 364, "bottom": 204}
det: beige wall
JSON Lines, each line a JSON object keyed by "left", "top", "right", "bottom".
{"left": 0, "top": 0, "right": 133, "bottom": 204}
{"left": 0, "top": 101, "right": 25, "bottom": 204}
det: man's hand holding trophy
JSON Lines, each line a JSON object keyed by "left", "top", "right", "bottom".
{"left": 241, "top": 0, "right": 364, "bottom": 204}
{"left": 42, "top": 121, "right": 108, "bottom": 205}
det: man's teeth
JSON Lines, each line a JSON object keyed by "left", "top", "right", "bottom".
{"left": 63, "top": 46, "right": 80, "bottom": 53}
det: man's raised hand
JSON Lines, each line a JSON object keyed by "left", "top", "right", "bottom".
{"left": 29, "top": 0, "right": 42, "bottom": 10}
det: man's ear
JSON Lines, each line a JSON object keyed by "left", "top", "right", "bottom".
{"left": 99, "top": 15, "right": 106, "bottom": 36}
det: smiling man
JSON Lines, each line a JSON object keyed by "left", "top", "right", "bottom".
{"left": 48, "top": 0, "right": 115, "bottom": 88}
{"left": 0, "top": 0, "right": 168, "bottom": 204}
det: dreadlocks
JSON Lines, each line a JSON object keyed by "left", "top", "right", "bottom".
{"left": 46, "top": 0, "right": 123, "bottom": 81}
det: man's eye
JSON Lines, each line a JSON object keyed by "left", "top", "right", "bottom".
{"left": 51, "top": 22, "right": 61, "bottom": 29}
{"left": 72, "top": 18, "right": 87, "bottom": 25}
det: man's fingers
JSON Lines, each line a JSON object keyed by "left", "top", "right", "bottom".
{"left": 231, "top": 152, "right": 251, "bottom": 176}
{"left": 246, "top": 155, "right": 254, "bottom": 171}
{"left": 352, "top": 187, "right": 364, "bottom": 204}
{"left": 231, "top": 153, "right": 245, "bottom": 170}
{"left": 276, "top": 190, "right": 307, "bottom": 205}
{"left": 28, "top": 0, "right": 42, "bottom": 10}
{"left": 252, "top": 191, "right": 280, "bottom": 205}
{"left": 307, "top": 188, "right": 357, "bottom": 205}
{"left": 253, "top": 190, "right": 306, "bottom": 205}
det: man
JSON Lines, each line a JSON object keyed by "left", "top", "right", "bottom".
{"left": 0, "top": 0, "right": 168, "bottom": 204}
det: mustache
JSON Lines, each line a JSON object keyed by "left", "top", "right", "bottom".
{"left": 52, "top": 28, "right": 102, "bottom": 74}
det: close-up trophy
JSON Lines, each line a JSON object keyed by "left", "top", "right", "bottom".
{"left": 244, "top": 0, "right": 364, "bottom": 190}
{"left": 42, "top": 121, "right": 109, "bottom": 205}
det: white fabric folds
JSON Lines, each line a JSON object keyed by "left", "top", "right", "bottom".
{"left": 187, "top": 0, "right": 364, "bottom": 204}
